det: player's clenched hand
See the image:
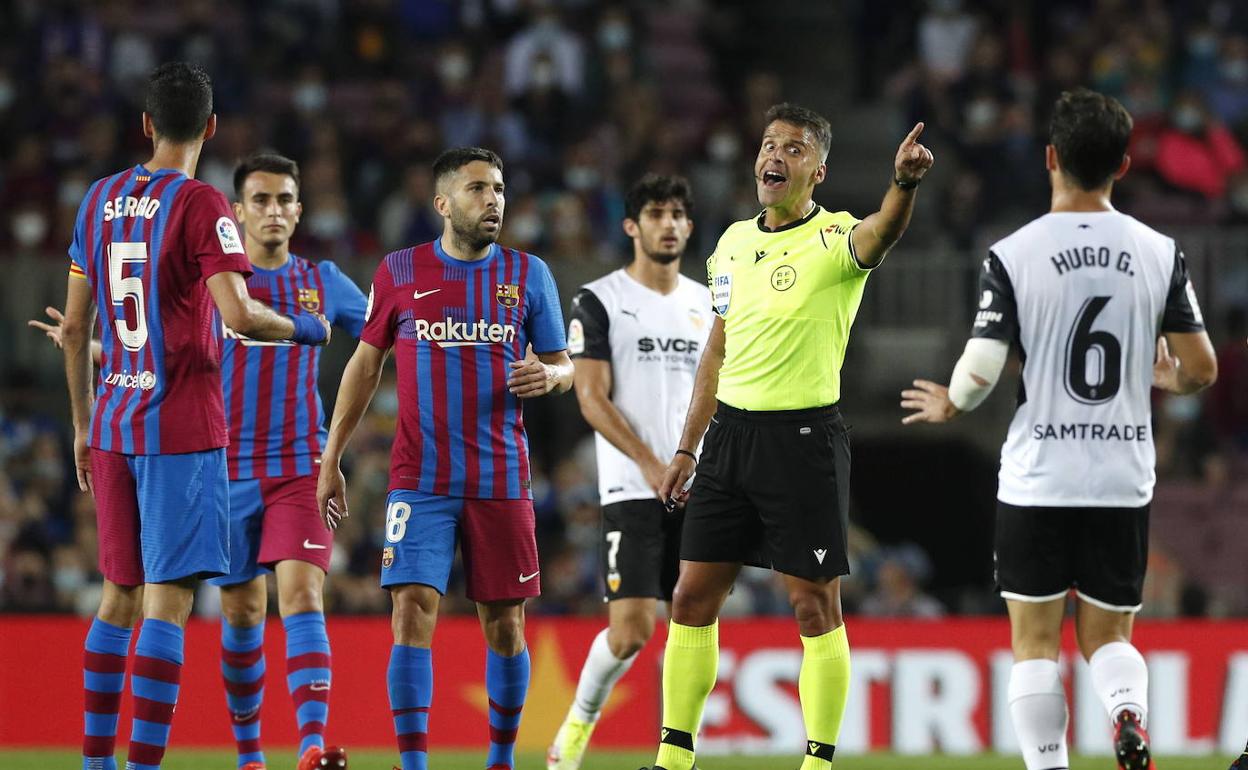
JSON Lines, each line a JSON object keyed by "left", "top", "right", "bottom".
{"left": 1152, "top": 336, "right": 1181, "bottom": 393}
{"left": 74, "top": 431, "right": 92, "bottom": 492}
{"left": 658, "top": 452, "right": 696, "bottom": 511}
{"left": 317, "top": 459, "right": 348, "bottom": 531}
{"left": 894, "top": 122, "right": 934, "bottom": 185}
{"left": 507, "top": 359, "right": 556, "bottom": 398}
{"left": 900, "top": 379, "right": 960, "bottom": 425}
{"left": 28, "top": 306, "right": 65, "bottom": 348}
{"left": 315, "top": 314, "right": 332, "bottom": 346}
{"left": 640, "top": 455, "right": 668, "bottom": 499}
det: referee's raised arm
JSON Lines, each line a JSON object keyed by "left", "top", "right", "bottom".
{"left": 850, "top": 121, "right": 935, "bottom": 268}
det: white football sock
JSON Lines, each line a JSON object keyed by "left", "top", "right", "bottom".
{"left": 570, "top": 628, "right": 638, "bottom": 723}
{"left": 1088, "top": 641, "right": 1149, "bottom": 727}
{"left": 1008, "top": 659, "right": 1070, "bottom": 770}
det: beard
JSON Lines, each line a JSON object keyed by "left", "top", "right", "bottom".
{"left": 450, "top": 209, "right": 498, "bottom": 251}
{"left": 643, "top": 248, "right": 681, "bottom": 264}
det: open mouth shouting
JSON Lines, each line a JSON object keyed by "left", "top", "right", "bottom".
{"left": 761, "top": 169, "right": 788, "bottom": 191}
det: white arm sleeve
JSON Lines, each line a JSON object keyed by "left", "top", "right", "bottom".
{"left": 948, "top": 337, "right": 1010, "bottom": 412}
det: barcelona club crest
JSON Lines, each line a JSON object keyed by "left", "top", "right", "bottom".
{"left": 297, "top": 287, "right": 322, "bottom": 313}
{"left": 495, "top": 283, "right": 520, "bottom": 308}
{"left": 382, "top": 547, "right": 395, "bottom": 569}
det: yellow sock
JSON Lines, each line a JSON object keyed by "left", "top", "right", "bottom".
{"left": 798, "top": 625, "right": 851, "bottom": 770}
{"left": 654, "top": 620, "right": 718, "bottom": 770}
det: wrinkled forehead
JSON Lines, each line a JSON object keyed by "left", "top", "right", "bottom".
{"left": 444, "top": 160, "right": 504, "bottom": 191}
{"left": 761, "top": 120, "right": 818, "bottom": 149}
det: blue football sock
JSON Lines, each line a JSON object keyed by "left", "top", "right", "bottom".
{"left": 485, "top": 647, "right": 530, "bottom": 770}
{"left": 388, "top": 645, "right": 432, "bottom": 770}
{"left": 221, "top": 620, "right": 265, "bottom": 768}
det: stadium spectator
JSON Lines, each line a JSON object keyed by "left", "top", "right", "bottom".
{"left": 1155, "top": 90, "right": 1247, "bottom": 200}
{"left": 860, "top": 544, "right": 945, "bottom": 619}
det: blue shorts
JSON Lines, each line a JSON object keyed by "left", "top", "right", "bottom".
{"left": 380, "top": 489, "right": 540, "bottom": 602}
{"left": 92, "top": 447, "right": 229, "bottom": 585}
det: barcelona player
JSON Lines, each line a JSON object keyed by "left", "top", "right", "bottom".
{"left": 318, "top": 147, "right": 572, "bottom": 770}
{"left": 61, "top": 63, "right": 328, "bottom": 770}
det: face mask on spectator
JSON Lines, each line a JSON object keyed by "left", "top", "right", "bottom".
{"left": 12, "top": 210, "right": 48, "bottom": 247}
{"left": 1172, "top": 105, "right": 1205, "bottom": 133}
{"left": 1187, "top": 33, "right": 1218, "bottom": 58}
{"left": 1222, "top": 59, "right": 1248, "bottom": 84}
{"left": 374, "top": 386, "right": 398, "bottom": 416}
{"left": 293, "top": 81, "right": 328, "bottom": 113}
{"left": 564, "top": 165, "right": 600, "bottom": 191}
{"left": 598, "top": 21, "right": 631, "bottom": 51}
{"left": 308, "top": 208, "right": 346, "bottom": 239}
{"left": 531, "top": 62, "right": 556, "bottom": 90}
{"left": 53, "top": 563, "right": 86, "bottom": 594}
{"left": 440, "top": 54, "right": 472, "bottom": 86}
{"left": 507, "top": 212, "right": 543, "bottom": 244}
{"left": 708, "top": 131, "right": 740, "bottom": 162}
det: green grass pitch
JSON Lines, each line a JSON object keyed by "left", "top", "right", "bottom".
{"left": 8, "top": 750, "right": 1224, "bottom": 769}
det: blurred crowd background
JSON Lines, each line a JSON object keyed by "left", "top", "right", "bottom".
{"left": 1, "top": 0, "right": 1246, "bottom": 620}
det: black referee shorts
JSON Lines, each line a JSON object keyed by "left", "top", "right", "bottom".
{"left": 681, "top": 401, "right": 851, "bottom": 580}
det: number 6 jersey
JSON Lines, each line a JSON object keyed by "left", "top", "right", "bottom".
{"left": 68, "top": 165, "right": 253, "bottom": 455}
{"left": 974, "top": 210, "right": 1204, "bottom": 507}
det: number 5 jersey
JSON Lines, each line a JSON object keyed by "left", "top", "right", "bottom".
{"left": 974, "top": 210, "right": 1205, "bottom": 507}
{"left": 69, "top": 165, "right": 253, "bottom": 455}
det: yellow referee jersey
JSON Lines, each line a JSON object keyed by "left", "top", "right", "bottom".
{"left": 708, "top": 205, "right": 869, "bottom": 410}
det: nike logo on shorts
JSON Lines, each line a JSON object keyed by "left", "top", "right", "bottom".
{"left": 412, "top": 288, "right": 441, "bottom": 300}
{"left": 518, "top": 571, "right": 540, "bottom": 583}
{"left": 303, "top": 539, "right": 328, "bottom": 550}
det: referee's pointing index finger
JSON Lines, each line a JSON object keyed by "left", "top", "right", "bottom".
{"left": 904, "top": 122, "right": 925, "bottom": 146}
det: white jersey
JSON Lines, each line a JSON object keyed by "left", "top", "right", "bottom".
{"left": 568, "top": 269, "right": 713, "bottom": 506}
{"left": 975, "top": 210, "right": 1205, "bottom": 507}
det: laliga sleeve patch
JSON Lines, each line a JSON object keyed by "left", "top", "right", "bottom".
{"left": 567, "top": 318, "right": 585, "bottom": 355}
{"left": 365, "top": 285, "right": 376, "bottom": 321}
{"left": 1184, "top": 280, "right": 1204, "bottom": 325}
{"left": 215, "top": 217, "right": 245, "bottom": 255}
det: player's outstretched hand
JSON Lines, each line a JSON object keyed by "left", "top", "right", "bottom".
{"left": 507, "top": 359, "right": 556, "bottom": 398}
{"left": 74, "top": 431, "right": 92, "bottom": 492}
{"left": 894, "top": 122, "right": 934, "bottom": 185}
{"left": 28, "top": 306, "right": 65, "bottom": 348}
{"left": 1152, "top": 336, "right": 1181, "bottom": 393}
{"left": 317, "top": 458, "right": 348, "bottom": 531}
{"left": 658, "top": 453, "right": 696, "bottom": 512}
{"left": 900, "top": 379, "right": 959, "bottom": 425}
{"left": 641, "top": 455, "right": 668, "bottom": 499}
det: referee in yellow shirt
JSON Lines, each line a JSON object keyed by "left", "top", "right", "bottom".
{"left": 643, "top": 103, "right": 933, "bottom": 770}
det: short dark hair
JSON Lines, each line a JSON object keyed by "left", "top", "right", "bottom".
{"left": 432, "top": 147, "right": 504, "bottom": 187}
{"left": 233, "top": 152, "right": 301, "bottom": 198}
{"left": 764, "top": 102, "right": 832, "bottom": 159}
{"left": 624, "top": 173, "right": 694, "bottom": 221}
{"left": 144, "top": 62, "right": 213, "bottom": 143}
{"left": 1049, "top": 88, "right": 1133, "bottom": 190}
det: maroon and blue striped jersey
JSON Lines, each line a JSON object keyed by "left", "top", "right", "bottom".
{"left": 361, "top": 240, "right": 567, "bottom": 499}
{"left": 69, "top": 165, "right": 252, "bottom": 455}
{"left": 222, "top": 255, "right": 367, "bottom": 480}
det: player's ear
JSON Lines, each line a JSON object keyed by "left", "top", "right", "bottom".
{"left": 202, "top": 114, "right": 217, "bottom": 141}
{"left": 294, "top": 200, "right": 303, "bottom": 223}
{"left": 1114, "top": 154, "right": 1131, "bottom": 180}
{"left": 813, "top": 162, "right": 827, "bottom": 185}
{"left": 232, "top": 201, "right": 245, "bottom": 223}
{"left": 141, "top": 112, "right": 154, "bottom": 139}
{"left": 433, "top": 192, "right": 450, "bottom": 218}
{"left": 1045, "top": 144, "right": 1058, "bottom": 173}
{"left": 622, "top": 218, "right": 640, "bottom": 239}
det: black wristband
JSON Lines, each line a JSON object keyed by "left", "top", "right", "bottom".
{"left": 674, "top": 449, "right": 697, "bottom": 463}
{"left": 893, "top": 175, "right": 920, "bottom": 190}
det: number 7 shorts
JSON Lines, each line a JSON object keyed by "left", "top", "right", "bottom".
{"left": 379, "top": 489, "right": 541, "bottom": 602}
